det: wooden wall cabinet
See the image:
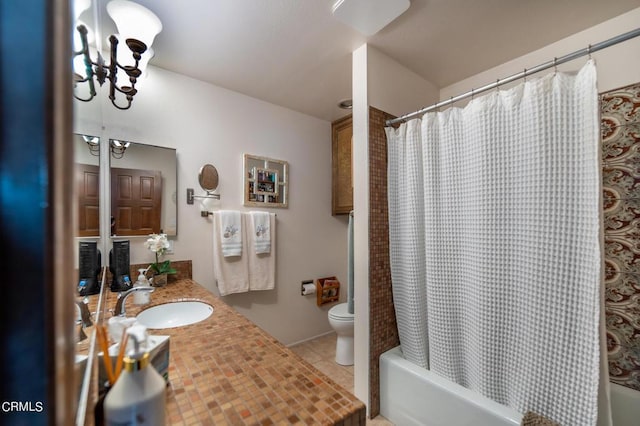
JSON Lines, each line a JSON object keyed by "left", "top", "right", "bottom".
{"left": 332, "top": 114, "right": 353, "bottom": 215}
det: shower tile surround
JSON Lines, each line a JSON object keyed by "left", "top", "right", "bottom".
{"left": 367, "top": 107, "right": 400, "bottom": 417}
{"left": 601, "top": 82, "right": 640, "bottom": 391}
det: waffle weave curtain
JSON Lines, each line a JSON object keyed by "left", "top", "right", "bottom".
{"left": 386, "top": 61, "right": 602, "bottom": 425}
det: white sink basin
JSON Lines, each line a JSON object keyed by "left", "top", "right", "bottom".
{"left": 136, "top": 301, "right": 213, "bottom": 329}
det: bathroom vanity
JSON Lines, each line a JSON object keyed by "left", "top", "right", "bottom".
{"left": 83, "top": 278, "right": 365, "bottom": 425}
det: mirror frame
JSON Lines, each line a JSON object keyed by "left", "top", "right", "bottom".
{"left": 109, "top": 140, "right": 178, "bottom": 237}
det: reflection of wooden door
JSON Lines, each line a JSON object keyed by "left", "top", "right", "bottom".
{"left": 76, "top": 164, "right": 100, "bottom": 237}
{"left": 111, "top": 167, "right": 162, "bottom": 236}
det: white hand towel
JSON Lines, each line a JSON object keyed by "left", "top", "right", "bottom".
{"left": 213, "top": 212, "right": 249, "bottom": 295}
{"left": 218, "top": 210, "right": 242, "bottom": 257}
{"left": 249, "top": 211, "right": 271, "bottom": 254}
{"left": 247, "top": 213, "right": 276, "bottom": 291}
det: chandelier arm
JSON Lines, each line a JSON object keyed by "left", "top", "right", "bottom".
{"left": 73, "top": 92, "right": 97, "bottom": 102}
{"left": 73, "top": 24, "right": 97, "bottom": 102}
{"left": 111, "top": 80, "right": 138, "bottom": 95}
{"left": 114, "top": 56, "right": 141, "bottom": 73}
{"left": 109, "top": 94, "right": 133, "bottom": 110}
{"left": 108, "top": 35, "right": 119, "bottom": 102}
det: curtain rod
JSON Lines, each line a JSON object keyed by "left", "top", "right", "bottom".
{"left": 386, "top": 27, "right": 640, "bottom": 126}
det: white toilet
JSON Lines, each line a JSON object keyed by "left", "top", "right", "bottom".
{"left": 328, "top": 303, "right": 354, "bottom": 366}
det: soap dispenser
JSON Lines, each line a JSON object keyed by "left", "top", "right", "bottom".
{"left": 104, "top": 325, "right": 166, "bottom": 425}
{"left": 133, "top": 268, "right": 150, "bottom": 305}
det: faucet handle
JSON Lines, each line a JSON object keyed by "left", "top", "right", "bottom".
{"left": 114, "top": 286, "right": 155, "bottom": 316}
{"left": 75, "top": 320, "right": 88, "bottom": 343}
{"left": 75, "top": 300, "right": 93, "bottom": 328}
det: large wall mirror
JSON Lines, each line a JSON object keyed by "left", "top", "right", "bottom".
{"left": 110, "top": 140, "right": 177, "bottom": 236}
{"left": 72, "top": 133, "right": 178, "bottom": 423}
{"left": 73, "top": 135, "right": 178, "bottom": 237}
{"left": 73, "top": 132, "right": 101, "bottom": 423}
{"left": 74, "top": 134, "right": 101, "bottom": 237}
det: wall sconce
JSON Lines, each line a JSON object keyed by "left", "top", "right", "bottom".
{"left": 83, "top": 135, "right": 100, "bottom": 156}
{"left": 72, "top": 0, "right": 162, "bottom": 110}
{"left": 110, "top": 139, "right": 130, "bottom": 159}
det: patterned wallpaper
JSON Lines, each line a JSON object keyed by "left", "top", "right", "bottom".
{"left": 601, "top": 82, "right": 640, "bottom": 391}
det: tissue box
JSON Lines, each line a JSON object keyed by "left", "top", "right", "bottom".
{"left": 98, "top": 335, "right": 170, "bottom": 391}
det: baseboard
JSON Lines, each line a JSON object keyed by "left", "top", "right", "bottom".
{"left": 286, "top": 330, "right": 336, "bottom": 348}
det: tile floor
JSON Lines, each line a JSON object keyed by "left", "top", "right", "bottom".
{"left": 290, "top": 332, "right": 394, "bottom": 426}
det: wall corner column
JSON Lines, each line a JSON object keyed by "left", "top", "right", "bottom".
{"left": 352, "top": 43, "right": 370, "bottom": 412}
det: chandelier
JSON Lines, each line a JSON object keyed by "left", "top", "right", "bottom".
{"left": 83, "top": 136, "right": 131, "bottom": 158}
{"left": 73, "top": 0, "right": 162, "bottom": 110}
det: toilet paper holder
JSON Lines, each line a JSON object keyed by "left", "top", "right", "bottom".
{"left": 301, "top": 280, "right": 315, "bottom": 296}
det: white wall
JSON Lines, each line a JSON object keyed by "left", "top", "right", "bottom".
{"left": 441, "top": 8, "right": 640, "bottom": 101}
{"left": 367, "top": 46, "right": 440, "bottom": 118}
{"left": 351, "top": 44, "right": 439, "bottom": 413}
{"left": 352, "top": 43, "right": 370, "bottom": 410}
{"left": 74, "top": 66, "right": 348, "bottom": 345}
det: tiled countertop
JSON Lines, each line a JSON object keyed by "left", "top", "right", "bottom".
{"left": 100, "top": 279, "right": 366, "bottom": 425}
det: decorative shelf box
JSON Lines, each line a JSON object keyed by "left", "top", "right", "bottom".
{"left": 316, "top": 276, "right": 340, "bottom": 306}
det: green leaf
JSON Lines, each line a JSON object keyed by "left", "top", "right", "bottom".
{"left": 153, "top": 260, "right": 177, "bottom": 275}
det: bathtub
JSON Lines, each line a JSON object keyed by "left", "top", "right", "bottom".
{"left": 610, "top": 382, "right": 640, "bottom": 426}
{"left": 380, "top": 346, "right": 521, "bottom": 426}
{"left": 380, "top": 346, "right": 640, "bottom": 426}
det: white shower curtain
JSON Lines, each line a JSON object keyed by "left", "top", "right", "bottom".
{"left": 386, "top": 61, "right": 602, "bottom": 425}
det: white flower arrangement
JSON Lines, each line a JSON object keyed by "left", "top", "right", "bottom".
{"left": 144, "top": 233, "right": 176, "bottom": 275}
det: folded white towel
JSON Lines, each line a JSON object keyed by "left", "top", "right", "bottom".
{"left": 249, "top": 211, "right": 271, "bottom": 254}
{"left": 218, "top": 210, "right": 242, "bottom": 257}
{"left": 213, "top": 212, "right": 249, "bottom": 295}
{"left": 247, "top": 213, "right": 276, "bottom": 291}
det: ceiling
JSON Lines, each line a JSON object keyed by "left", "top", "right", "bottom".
{"left": 92, "top": 0, "right": 640, "bottom": 121}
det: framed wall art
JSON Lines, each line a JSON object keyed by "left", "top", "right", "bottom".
{"left": 243, "top": 154, "right": 288, "bottom": 208}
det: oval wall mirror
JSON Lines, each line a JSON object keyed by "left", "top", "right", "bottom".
{"left": 199, "top": 164, "right": 219, "bottom": 192}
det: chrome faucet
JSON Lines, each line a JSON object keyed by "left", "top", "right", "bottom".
{"left": 75, "top": 299, "right": 93, "bottom": 327}
{"left": 75, "top": 300, "right": 93, "bottom": 343}
{"left": 114, "top": 286, "right": 154, "bottom": 316}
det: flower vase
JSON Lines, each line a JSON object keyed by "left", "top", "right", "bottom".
{"left": 152, "top": 273, "right": 168, "bottom": 287}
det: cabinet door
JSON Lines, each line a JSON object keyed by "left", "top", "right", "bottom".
{"left": 332, "top": 115, "right": 353, "bottom": 215}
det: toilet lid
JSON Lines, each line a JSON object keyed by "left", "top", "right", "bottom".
{"left": 329, "top": 303, "right": 354, "bottom": 320}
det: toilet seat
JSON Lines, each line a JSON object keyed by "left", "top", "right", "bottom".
{"left": 328, "top": 303, "right": 354, "bottom": 365}
{"left": 329, "top": 303, "right": 354, "bottom": 321}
